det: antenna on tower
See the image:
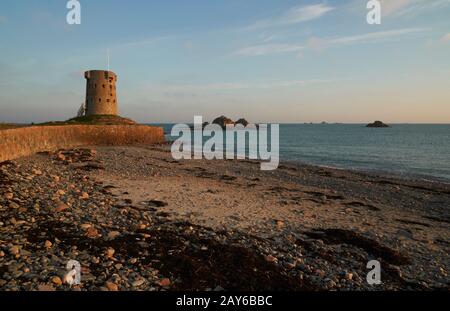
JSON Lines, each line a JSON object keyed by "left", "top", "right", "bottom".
{"left": 107, "top": 48, "right": 110, "bottom": 71}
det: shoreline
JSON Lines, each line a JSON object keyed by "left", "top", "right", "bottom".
{"left": 281, "top": 159, "right": 450, "bottom": 186}
{"left": 162, "top": 122, "right": 450, "bottom": 184}
{"left": 0, "top": 144, "right": 449, "bottom": 291}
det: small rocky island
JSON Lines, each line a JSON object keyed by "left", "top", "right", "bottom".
{"left": 366, "top": 121, "right": 390, "bottom": 128}
{"left": 212, "top": 116, "right": 250, "bottom": 128}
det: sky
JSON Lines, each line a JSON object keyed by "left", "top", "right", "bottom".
{"left": 0, "top": 0, "right": 449, "bottom": 124}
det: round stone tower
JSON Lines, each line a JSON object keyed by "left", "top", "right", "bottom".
{"left": 84, "top": 70, "right": 118, "bottom": 116}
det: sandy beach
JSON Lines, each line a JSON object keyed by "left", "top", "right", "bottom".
{"left": 0, "top": 144, "right": 449, "bottom": 291}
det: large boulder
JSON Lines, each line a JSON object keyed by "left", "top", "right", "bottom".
{"left": 366, "top": 121, "right": 389, "bottom": 128}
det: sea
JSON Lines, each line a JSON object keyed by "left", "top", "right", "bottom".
{"left": 150, "top": 123, "right": 450, "bottom": 183}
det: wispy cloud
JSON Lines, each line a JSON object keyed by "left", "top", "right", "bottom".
{"left": 380, "top": 0, "right": 450, "bottom": 17}
{"left": 246, "top": 4, "right": 334, "bottom": 30}
{"left": 234, "top": 28, "right": 426, "bottom": 56}
{"left": 348, "top": 0, "right": 449, "bottom": 18}
{"left": 329, "top": 28, "right": 425, "bottom": 44}
{"left": 234, "top": 43, "right": 304, "bottom": 56}
{"left": 379, "top": 0, "right": 413, "bottom": 16}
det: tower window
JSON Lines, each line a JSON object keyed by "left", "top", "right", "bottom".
{"left": 99, "top": 98, "right": 101, "bottom": 102}
{"left": 106, "top": 99, "right": 110, "bottom": 102}
{"left": 102, "top": 84, "right": 105, "bottom": 88}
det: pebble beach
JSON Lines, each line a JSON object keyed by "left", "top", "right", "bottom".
{"left": 0, "top": 145, "right": 449, "bottom": 291}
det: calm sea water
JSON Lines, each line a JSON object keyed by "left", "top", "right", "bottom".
{"left": 152, "top": 124, "right": 450, "bottom": 183}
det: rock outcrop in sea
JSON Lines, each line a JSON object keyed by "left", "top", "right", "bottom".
{"left": 235, "top": 118, "right": 249, "bottom": 127}
{"left": 212, "top": 116, "right": 235, "bottom": 128}
{"left": 212, "top": 116, "right": 250, "bottom": 128}
{"left": 366, "top": 121, "right": 390, "bottom": 128}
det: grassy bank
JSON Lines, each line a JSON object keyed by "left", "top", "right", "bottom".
{"left": 1, "top": 115, "right": 137, "bottom": 130}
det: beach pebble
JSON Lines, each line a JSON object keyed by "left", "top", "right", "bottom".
{"left": 9, "top": 245, "right": 20, "bottom": 255}
{"left": 265, "top": 255, "right": 278, "bottom": 263}
{"left": 32, "top": 169, "right": 42, "bottom": 175}
{"left": 105, "top": 247, "right": 115, "bottom": 258}
{"left": 132, "top": 278, "right": 145, "bottom": 287}
{"left": 284, "top": 261, "right": 296, "bottom": 269}
{"left": 129, "top": 258, "right": 138, "bottom": 264}
{"left": 37, "top": 284, "right": 55, "bottom": 291}
{"left": 80, "top": 223, "right": 92, "bottom": 229}
{"left": 56, "top": 153, "right": 66, "bottom": 161}
{"left": 325, "top": 278, "right": 336, "bottom": 288}
{"left": 51, "top": 276, "right": 62, "bottom": 286}
{"left": 85, "top": 227, "right": 100, "bottom": 238}
{"left": 9, "top": 202, "right": 20, "bottom": 209}
{"left": 55, "top": 203, "right": 70, "bottom": 212}
{"left": 276, "top": 220, "right": 285, "bottom": 230}
{"left": 157, "top": 278, "right": 171, "bottom": 287}
{"left": 106, "top": 281, "right": 119, "bottom": 291}
{"left": 106, "top": 231, "right": 121, "bottom": 240}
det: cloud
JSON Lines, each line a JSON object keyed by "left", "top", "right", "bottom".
{"left": 441, "top": 33, "right": 450, "bottom": 43}
{"left": 329, "top": 28, "right": 425, "bottom": 44}
{"left": 246, "top": 4, "right": 334, "bottom": 30}
{"left": 258, "top": 32, "right": 277, "bottom": 43}
{"left": 234, "top": 28, "right": 425, "bottom": 56}
{"left": 379, "top": 0, "right": 413, "bottom": 16}
{"left": 348, "top": 0, "right": 449, "bottom": 18}
{"left": 380, "top": 0, "right": 450, "bottom": 17}
{"left": 234, "top": 43, "right": 304, "bottom": 56}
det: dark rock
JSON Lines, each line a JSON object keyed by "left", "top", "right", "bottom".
{"left": 144, "top": 200, "right": 168, "bottom": 208}
{"left": 367, "top": 121, "right": 389, "bottom": 128}
{"left": 235, "top": 118, "right": 249, "bottom": 127}
{"left": 212, "top": 116, "right": 235, "bottom": 129}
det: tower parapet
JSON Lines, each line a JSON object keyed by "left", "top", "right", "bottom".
{"left": 84, "top": 70, "right": 118, "bottom": 116}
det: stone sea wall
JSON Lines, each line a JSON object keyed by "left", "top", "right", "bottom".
{"left": 0, "top": 125, "right": 165, "bottom": 162}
